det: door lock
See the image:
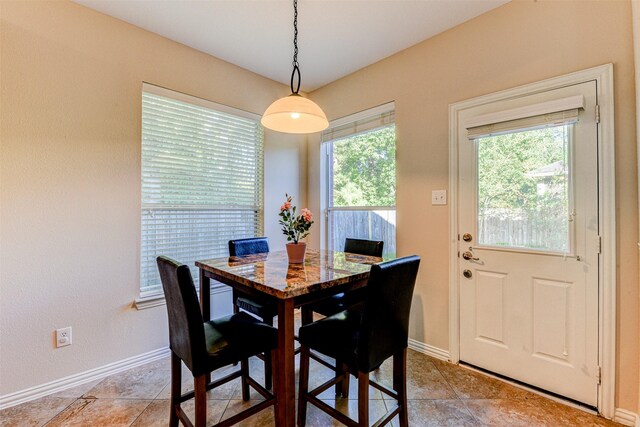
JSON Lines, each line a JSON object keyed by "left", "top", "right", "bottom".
{"left": 463, "top": 269, "right": 472, "bottom": 278}
{"left": 462, "top": 233, "right": 473, "bottom": 242}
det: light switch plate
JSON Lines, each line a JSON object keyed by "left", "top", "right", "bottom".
{"left": 432, "top": 190, "right": 447, "bottom": 205}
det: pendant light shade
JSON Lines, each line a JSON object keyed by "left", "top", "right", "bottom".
{"left": 261, "top": 94, "right": 328, "bottom": 134}
{"left": 261, "top": 0, "right": 328, "bottom": 134}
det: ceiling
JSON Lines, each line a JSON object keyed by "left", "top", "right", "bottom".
{"left": 74, "top": 0, "right": 509, "bottom": 91}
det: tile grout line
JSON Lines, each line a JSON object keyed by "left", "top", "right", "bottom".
{"left": 126, "top": 374, "right": 172, "bottom": 426}
{"left": 127, "top": 399, "right": 155, "bottom": 427}
{"left": 429, "top": 359, "right": 466, "bottom": 401}
{"left": 41, "top": 397, "right": 81, "bottom": 427}
{"left": 218, "top": 396, "right": 233, "bottom": 424}
{"left": 426, "top": 358, "right": 485, "bottom": 425}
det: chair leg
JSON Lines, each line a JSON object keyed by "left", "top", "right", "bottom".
{"left": 334, "top": 358, "right": 348, "bottom": 397}
{"left": 357, "top": 370, "right": 369, "bottom": 427}
{"left": 194, "top": 374, "right": 207, "bottom": 427}
{"left": 301, "top": 306, "right": 313, "bottom": 325}
{"left": 240, "top": 358, "right": 250, "bottom": 401}
{"left": 339, "top": 361, "right": 350, "bottom": 398}
{"left": 169, "top": 352, "right": 181, "bottom": 427}
{"left": 262, "top": 316, "right": 274, "bottom": 390}
{"left": 297, "top": 346, "right": 310, "bottom": 427}
{"left": 393, "top": 348, "right": 408, "bottom": 427}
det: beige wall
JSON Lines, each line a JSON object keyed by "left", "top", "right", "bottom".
{"left": 0, "top": 1, "right": 304, "bottom": 395}
{"left": 309, "top": 0, "right": 639, "bottom": 412}
{"left": 632, "top": 0, "right": 640, "bottom": 415}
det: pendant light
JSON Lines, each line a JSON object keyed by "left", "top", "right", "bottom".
{"left": 261, "top": 0, "right": 328, "bottom": 134}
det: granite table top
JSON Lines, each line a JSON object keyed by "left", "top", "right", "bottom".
{"left": 195, "top": 249, "right": 385, "bottom": 299}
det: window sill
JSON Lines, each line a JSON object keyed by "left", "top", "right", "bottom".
{"left": 134, "top": 284, "right": 231, "bottom": 310}
{"left": 134, "top": 293, "right": 166, "bottom": 310}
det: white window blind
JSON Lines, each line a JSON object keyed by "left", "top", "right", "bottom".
{"left": 140, "top": 84, "right": 263, "bottom": 297}
{"left": 322, "top": 102, "right": 395, "bottom": 142}
{"left": 466, "top": 95, "right": 584, "bottom": 140}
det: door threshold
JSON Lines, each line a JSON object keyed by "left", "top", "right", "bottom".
{"left": 458, "top": 362, "right": 599, "bottom": 415}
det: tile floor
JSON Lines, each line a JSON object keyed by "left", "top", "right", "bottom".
{"left": 0, "top": 348, "right": 621, "bottom": 427}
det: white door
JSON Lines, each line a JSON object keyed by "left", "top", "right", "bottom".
{"left": 458, "top": 81, "right": 599, "bottom": 406}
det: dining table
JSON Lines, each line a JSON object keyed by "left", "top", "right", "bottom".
{"left": 195, "top": 248, "right": 385, "bottom": 427}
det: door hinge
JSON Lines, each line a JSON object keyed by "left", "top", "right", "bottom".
{"left": 595, "top": 105, "right": 600, "bottom": 124}
{"left": 596, "top": 366, "right": 602, "bottom": 385}
{"left": 596, "top": 235, "right": 602, "bottom": 254}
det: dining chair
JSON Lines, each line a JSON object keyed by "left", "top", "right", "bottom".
{"left": 156, "top": 256, "right": 278, "bottom": 427}
{"left": 297, "top": 255, "right": 420, "bottom": 427}
{"left": 302, "top": 238, "right": 384, "bottom": 322}
{"left": 301, "top": 238, "right": 384, "bottom": 395}
{"left": 228, "top": 237, "right": 277, "bottom": 390}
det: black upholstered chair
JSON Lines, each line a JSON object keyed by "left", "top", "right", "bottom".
{"left": 300, "top": 238, "right": 384, "bottom": 395}
{"left": 297, "top": 255, "right": 420, "bottom": 427}
{"left": 302, "top": 238, "right": 384, "bottom": 322}
{"left": 157, "top": 256, "right": 278, "bottom": 427}
{"left": 344, "top": 237, "right": 384, "bottom": 258}
{"left": 228, "top": 237, "right": 277, "bottom": 390}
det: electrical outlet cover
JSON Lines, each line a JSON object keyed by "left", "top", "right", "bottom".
{"left": 56, "top": 327, "right": 72, "bottom": 348}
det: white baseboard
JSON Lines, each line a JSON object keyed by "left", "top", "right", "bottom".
{"left": 0, "top": 346, "right": 170, "bottom": 410}
{"left": 614, "top": 408, "right": 639, "bottom": 426}
{"left": 408, "top": 338, "right": 450, "bottom": 361}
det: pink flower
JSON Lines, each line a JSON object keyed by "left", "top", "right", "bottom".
{"left": 280, "top": 201, "right": 291, "bottom": 212}
{"left": 301, "top": 208, "right": 313, "bottom": 222}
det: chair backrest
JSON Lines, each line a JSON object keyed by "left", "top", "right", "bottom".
{"left": 344, "top": 238, "right": 384, "bottom": 258}
{"left": 357, "top": 255, "right": 420, "bottom": 371}
{"left": 157, "top": 256, "right": 206, "bottom": 372}
{"left": 229, "top": 237, "right": 270, "bottom": 257}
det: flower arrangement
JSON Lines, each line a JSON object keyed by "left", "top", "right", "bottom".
{"left": 278, "top": 194, "right": 314, "bottom": 244}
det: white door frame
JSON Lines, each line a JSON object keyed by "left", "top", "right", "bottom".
{"left": 448, "top": 64, "right": 615, "bottom": 418}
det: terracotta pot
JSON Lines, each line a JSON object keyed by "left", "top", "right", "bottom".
{"left": 286, "top": 242, "right": 306, "bottom": 264}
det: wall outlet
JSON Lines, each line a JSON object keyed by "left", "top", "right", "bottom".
{"left": 56, "top": 327, "right": 72, "bottom": 348}
{"left": 432, "top": 190, "right": 447, "bottom": 205}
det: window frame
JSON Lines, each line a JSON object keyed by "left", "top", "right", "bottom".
{"left": 135, "top": 83, "right": 264, "bottom": 309}
{"left": 320, "top": 102, "right": 397, "bottom": 255}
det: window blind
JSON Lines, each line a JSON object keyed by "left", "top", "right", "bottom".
{"left": 466, "top": 95, "right": 584, "bottom": 140}
{"left": 322, "top": 102, "right": 395, "bottom": 142}
{"left": 140, "top": 84, "right": 263, "bottom": 297}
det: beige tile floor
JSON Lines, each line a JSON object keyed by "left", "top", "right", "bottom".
{"left": 0, "top": 348, "right": 621, "bottom": 427}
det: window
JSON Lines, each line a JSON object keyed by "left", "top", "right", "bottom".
{"left": 323, "top": 103, "right": 396, "bottom": 255}
{"left": 139, "top": 84, "right": 263, "bottom": 299}
{"left": 476, "top": 125, "right": 571, "bottom": 253}
{"left": 466, "top": 95, "right": 582, "bottom": 254}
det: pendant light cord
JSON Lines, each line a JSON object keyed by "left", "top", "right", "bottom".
{"left": 290, "top": 0, "right": 301, "bottom": 94}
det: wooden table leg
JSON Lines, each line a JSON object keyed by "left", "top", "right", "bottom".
{"left": 274, "top": 298, "right": 295, "bottom": 427}
{"left": 198, "top": 269, "right": 210, "bottom": 321}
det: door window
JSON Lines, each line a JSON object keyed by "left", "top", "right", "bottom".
{"left": 476, "top": 124, "right": 572, "bottom": 253}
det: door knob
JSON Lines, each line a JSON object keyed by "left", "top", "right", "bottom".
{"left": 462, "top": 251, "right": 479, "bottom": 261}
{"left": 463, "top": 269, "right": 472, "bottom": 278}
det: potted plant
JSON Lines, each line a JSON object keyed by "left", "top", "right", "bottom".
{"left": 278, "top": 194, "right": 314, "bottom": 263}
